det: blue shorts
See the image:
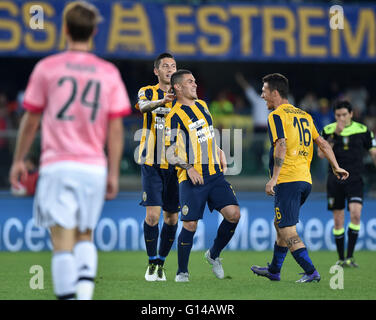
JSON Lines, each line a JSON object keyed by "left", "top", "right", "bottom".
{"left": 179, "top": 173, "right": 239, "bottom": 221}
{"left": 140, "top": 164, "right": 180, "bottom": 213}
{"left": 274, "top": 181, "right": 312, "bottom": 228}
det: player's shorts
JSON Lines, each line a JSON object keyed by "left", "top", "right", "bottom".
{"left": 327, "top": 174, "right": 363, "bottom": 210}
{"left": 274, "top": 181, "right": 312, "bottom": 228}
{"left": 33, "top": 161, "right": 107, "bottom": 232}
{"left": 140, "top": 164, "right": 180, "bottom": 213}
{"left": 179, "top": 173, "right": 239, "bottom": 221}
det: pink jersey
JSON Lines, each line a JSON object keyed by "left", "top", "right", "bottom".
{"left": 23, "top": 51, "right": 131, "bottom": 167}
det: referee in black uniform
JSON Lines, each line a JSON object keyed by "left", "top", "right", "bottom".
{"left": 318, "top": 101, "right": 376, "bottom": 267}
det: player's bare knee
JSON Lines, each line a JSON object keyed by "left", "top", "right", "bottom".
{"left": 350, "top": 215, "right": 361, "bottom": 225}
{"left": 183, "top": 220, "right": 197, "bottom": 232}
{"left": 349, "top": 208, "right": 362, "bottom": 225}
{"left": 163, "top": 211, "right": 179, "bottom": 225}
{"left": 50, "top": 226, "right": 76, "bottom": 252}
{"left": 76, "top": 229, "right": 93, "bottom": 242}
{"left": 221, "top": 205, "right": 240, "bottom": 223}
{"left": 145, "top": 207, "right": 161, "bottom": 226}
{"left": 229, "top": 207, "right": 240, "bottom": 223}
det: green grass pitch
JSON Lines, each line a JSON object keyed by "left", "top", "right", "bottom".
{"left": 0, "top": 250, "right": 374, "bottom": 300}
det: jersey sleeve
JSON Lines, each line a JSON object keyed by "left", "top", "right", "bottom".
{"left": 23, "top": 61, "right": 47, "bottom": 113}
{"left": 135, "top": 87, "right": 153, "bottom": 110}
{"left": 311, "top": 117, "right": 320, "bottom": 140}
{"left": 364, "top": 130, "right": 376, "bottom": 150}
{"left": 108, "top": 68, "right": 131, "bottom": 119}
{"left": 267, "top": 112, "right": 286, "bottom": 143}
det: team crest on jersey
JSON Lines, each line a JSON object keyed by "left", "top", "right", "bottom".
{"left": 203, "top": 108, "right": 211, "bottom": 116}
{"left": 182, "top": 205, "right": 189, "bottom": 215}
{"left": 328, "top": 197, "right": 334, "bottom": 208}
{"left": 142, "top": 192, "right": 147, "bottom": 202}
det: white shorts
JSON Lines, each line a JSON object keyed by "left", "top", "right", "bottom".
{"left": 33, "top": 161, "right": 107, "bottom": 232}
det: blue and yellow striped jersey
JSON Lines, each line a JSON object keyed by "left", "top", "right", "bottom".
{"left": 165, "top": 99, "right": 222, "bottom": 183}
{"left": 135, "top": 83, "right": 172, "bottom": 169}
{"left": 268, "top": 104, "right": 320, "bottom": 184}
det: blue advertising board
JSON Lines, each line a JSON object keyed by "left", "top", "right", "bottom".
{"left": 1, "top": 192, "right": 375, "bottom": 252}
{"left": 0, "top": 1, "right": 375, "bottom": 62}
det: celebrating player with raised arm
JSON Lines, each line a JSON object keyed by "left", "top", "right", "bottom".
{"left": 135, "top": 53, "right": 179, "bottom": 281}
{"left": 251, "top": 73, "right": 348, "bottom": 283}
{"left": 9, "top": 1, "right": 131, "bottom": 299}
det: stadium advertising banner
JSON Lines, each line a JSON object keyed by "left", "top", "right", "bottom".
{"left": 1, "top": 193, "right": 375, "bottom": 252}
{"left": 0, "top": 1, "right": 375, "bottom": 62}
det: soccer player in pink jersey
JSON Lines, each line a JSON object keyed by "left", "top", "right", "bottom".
{"left": 9, "top": 1, "right": 131, "bottom": 300}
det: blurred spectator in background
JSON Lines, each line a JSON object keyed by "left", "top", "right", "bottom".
{"left": 235, "top": 72, "right": 269, "bottom": 173}
{"left": 311, "top": 98, "right": 335, "bottom": 132}
{"left": 235, "top": 72, "right": 268, "bottom": 133}
{"left": 327, "top": 80, "right": 342, "bottom": 102}
{"left": 299, "top": 91, "right": 319, "bottom": 113}
{"left": 209, "top": 91, "right": 234, "bottom": 116}
{"left": 233, "top": 95, "right": 251, "bottom": 115}
{"left": 344, "top": 83, "right": 368, "bottom": 121}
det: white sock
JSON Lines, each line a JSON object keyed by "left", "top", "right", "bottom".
{"left": 52, "top": 251, "right": 77, "bottom": 300}
{"left": 73, "top": 241, "right": 97, "bottom": 300}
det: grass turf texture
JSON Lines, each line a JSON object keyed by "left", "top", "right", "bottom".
{"left": 0, "top": 250, "right": 374, "bottom": 300}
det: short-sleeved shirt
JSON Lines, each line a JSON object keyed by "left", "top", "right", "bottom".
{"left": 267, "top": 103, "right": 319, "bottom": 184}
{"left": 164, "top": 99, "right": 222, "bottom": 183}
{"left": 135, "top": 84, "right": 173, "bottom": 169}
{"left": 321, "top": 121, "right": 376, "bottom": 176}
{"left": 23, "top": 51, "right": 131, "bottom": 168}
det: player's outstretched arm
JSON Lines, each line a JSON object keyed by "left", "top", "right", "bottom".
{"left": 166, "top": 144, "right": 203, "bottom": 185}
{"left": 314, "top": 136, "right": 349, "bottom": 180}
{"left": 138, "top": 93, "right": 175, "bottom": 113}
{"left": 106, "top": 117, "right": 124, "bottom": 200}
{"left": 9, "top": 111, "right": 41, "bottom": 189}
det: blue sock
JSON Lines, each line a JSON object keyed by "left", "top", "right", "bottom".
{"left": 268, "top": 242, "right": 288, "bottom": 274}
{"left": 292, "top": 248, "right": 316, "bottom": 275}
{"left": 210, "top": 219, "right": 238, "bottom": 259}
{"left": 158, "top": 222, "right": 178, "bottom": 265}
{"left": 177, "top": 227, "right": 195, "bottom": 274}
{"left": 143, "top": 221, "right": 159, "bottom": 264}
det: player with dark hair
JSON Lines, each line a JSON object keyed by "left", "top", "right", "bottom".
{"left": 9, "top": 1, "right": 131, "bottom": 299}
{"left": 165, "top": 69, "right": 240, "bottom": 282}
{"left": 135, "top": 53, "right": 179, "bottom": 281}
{"left": 319, "top": 100, "right": 376, "bottom": 267}
{"left": 251, "top": 73, "right": 349, "bottom": 283}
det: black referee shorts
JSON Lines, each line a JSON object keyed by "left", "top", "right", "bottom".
{"left": 327, "top": 174, "right": 364, "bottom": 211}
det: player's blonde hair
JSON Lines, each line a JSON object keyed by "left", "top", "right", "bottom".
{"left": 63, "top": 1, "right": 102, "bottom": 42}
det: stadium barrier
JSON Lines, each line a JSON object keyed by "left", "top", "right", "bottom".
{"left": 1, "top": 192, "right": 375, "bottom": 252}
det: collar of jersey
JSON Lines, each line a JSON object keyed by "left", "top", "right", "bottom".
{"left": 172, "top": 100, "right": 200, "bottom": 109}
{"left": 276, "top": 103, "right": 294, "bottom": 110}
